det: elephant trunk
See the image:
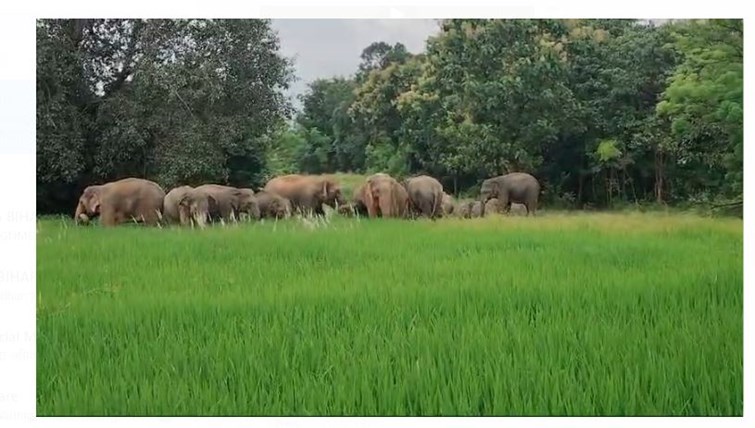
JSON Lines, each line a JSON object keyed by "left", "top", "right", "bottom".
{"left": 193, "top": 210, "right": 207, "bottom": 228}
{"left": 74, "top": 201, "right": 87, "bottom": 224}
{"left": 178, "top": 206, "right": 189, "bottom": 226}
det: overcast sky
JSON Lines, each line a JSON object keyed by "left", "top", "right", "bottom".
{"left": 271, "top": 19, "right": 441, "bottom": 109}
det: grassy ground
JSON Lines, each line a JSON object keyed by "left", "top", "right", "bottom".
{"left": 36, "top": 212, "right": 743, "bottom": 416}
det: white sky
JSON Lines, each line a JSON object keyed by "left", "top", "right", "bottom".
{"left": 271, "top": 19, "right": 441, "bottom": 108}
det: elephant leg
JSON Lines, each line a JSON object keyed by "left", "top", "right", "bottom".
{"left": 526, "top": 199, "right": 537, "bottom": 216}
{"left": 431, "top": 196, "right": 440, "bottom": 220}
{"left": 142, "top": 208, "right": 161, "bottom": 226}
{"left": 99, "top": 206, "right": 118, "bottom": 227}
{"left": 499, "top": 194, "right": 510, "bottom": 215}
{"left": 420, "top": 199, "right": 431, "bottom": 218}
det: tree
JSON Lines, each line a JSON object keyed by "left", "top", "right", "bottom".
{"left": 36, "top": 19, "right": 294, "bottom": 213}
{"left": 296, "top": 77, "right": 361, "bottom": 172}
{"left": 397, "top": 20, "right": 581, "bottom": 192}
{"left": 350, "top": 54, "right": 423, "bottom": 175}
{"left": 656, "top": 19, "right": 743, "bottom": 204}
{"left": 356, "top": 41, "right": 410, "bottom": 82}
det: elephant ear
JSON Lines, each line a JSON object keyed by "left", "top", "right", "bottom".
{"left": 230, "top": 188, "right": 243, "bottom": 209}
{"left": 86, "top": 187, "right": 102, "bottom": 213}
{"left": 493, "top": 178, "right": 504, "bottom": 193}
{"left": 207, "top": 194, "right": 219, "bottom": 212}
{"left": 178, "top": 193, "right": 191, "bottom": 208}
{"left": 89, "top": 196, "right": 100, "bottom": 213}
{"left": 321, "top": 179, "right": 333, "bottom": 198}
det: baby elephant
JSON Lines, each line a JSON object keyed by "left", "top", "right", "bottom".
{"left": 457, "top": 201, "right": 485, "bottom": 219}
{"left": 255, "top": 190, "right": 292, "bottom": 219}
{"left": 441, "top": 192, "right": 455, "bottom": 217}
{"left": 484, "top": 198, "right": 503, "bottom": 215}
{"left": 337, "top": 202, "right": 368, "bottom": 217}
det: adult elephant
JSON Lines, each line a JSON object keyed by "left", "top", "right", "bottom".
{"left": 263, "top": 174, "right": 345, "bottom": 216}
{"left": 178, "top": 184, "right": 246, "bottom": 227}
{"left": 357, "top": 173, "right": 410, "bottom": 219}
{"left": 74, "top": 177, "right": 165, "bottom": 227}
{"left": 403, "top": 175, "right": 444, "bottom": 219}
{"left": 479, "top": 172, "right": 540, "bottom": 216}
{"left": 254, "top": 190, "right": 292, "bottom": 219}
{"left": 163, "top": 185, "right": 193, "bottom": 224}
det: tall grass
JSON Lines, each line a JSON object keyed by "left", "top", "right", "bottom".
{"left": 36, "top": 213, "right": 743, "bottom": 416}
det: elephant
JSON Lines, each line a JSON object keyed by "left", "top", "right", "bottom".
{"left": 510, "top": 203, "right": 528, "bottom": 216}
{"left": 356, "top": 173, "right": 410, "bottom": 219}
{"left": 163, "top": 185, "right": 193, "bottom": 225}
{"left": 263, "top": 174, "right": 346, "bottom": 216}
{"left": 484, "top": 198, "right": 503, "bottom": 216}
{"left": 337, "top": 203, "right": 359, "bottom": 217}
{"left": 441, "top": 192, "right": 455, "bottom": 217}
{"left": 177, "top": 184, "right": 244, "bottom": 227}
{"left": 456, "top": 201, "right": 472, "bottom": 219}
{"left": 236, "top": 188, "right": 261, "bottom": 221}
{"left": 74, "top": 177, "right": 165, "bottom": 227}
{"left": 479, "top": 172, "right": 540, "bottom": 216}
{"left": 481, "top": 198, "right": 527, "bottom": 217}
{"left": 470, "top": 201, "right": 485, "bottom": 218}
{"left": 455, "top": 201, "right": 483, "bottom": 219}
{"left": 336, "top": 185, "right": 369, "bottom": 217}
{"left": 403, "top": 175, "right": 444, "bottom": 219}
{"left": 254, "top": 190, "right": 292, "bottom": 219}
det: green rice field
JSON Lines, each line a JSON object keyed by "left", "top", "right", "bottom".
{"left": 35, "top": 212, "right": 743, "bottom": 416}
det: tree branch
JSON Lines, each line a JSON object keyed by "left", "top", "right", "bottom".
{"left": 101, "top": 20, "right": 145, "bottom": 97}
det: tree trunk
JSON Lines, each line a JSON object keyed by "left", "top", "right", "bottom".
{"left": 655, "top": 148, "right": 664, "bottom": 204}
{"left": 605, "top": 169, "right": 611, "bottom": 207}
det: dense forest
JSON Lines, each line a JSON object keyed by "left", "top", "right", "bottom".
{"left": 37, "top": 19, "right": 743, "bottom": 214}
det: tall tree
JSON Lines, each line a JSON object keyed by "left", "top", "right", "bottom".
{"left": 656, "top": 19, "right": 743, "bottom": 205}
{"left": 296, "top": 77, "right": 361, "bottom": 173}
{"left": 36, "top": 19, "right": 294, "bottom": 213}
{"left": 356, "top": 41, "right": 410, "bottom": 82}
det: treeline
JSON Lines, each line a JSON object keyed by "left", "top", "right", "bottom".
{"left": 37, "top": 19, "right": 742, "bottom": 214}
{"left": 275, "top": 19, "right": 742, "bottom": 210}
{"left": 37, "top": 19, "right": 293, "bottom": 213}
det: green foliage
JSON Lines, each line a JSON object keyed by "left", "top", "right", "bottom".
{"left": 596, "top": 139, "right": 621, "bottom": 163}
{"left": 263, "top": 124, "right": 306, "bottom": 178}
{"left": 657, "top": 19, "right": 743, "bottom": 202}
{"left": 295, "top": 77, "right": 363, "bottom": 173}
{"left": 37, "top": 214, "right": 743, "bottom": 415}
{"left": 36, "top": 19, "right": 293, "bottom": 212}
{"left": 38, "top": 19, "right": 743, "bottom": 213}
{"left": 356, "top": 41, "right": 411, "bottom": 82}
{"left": 290, "top": 19, "right": 740, "bottom": 210}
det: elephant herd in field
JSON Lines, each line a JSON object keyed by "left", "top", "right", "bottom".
{"left": 73, "top": 172, "right": 541, "bottom": 227}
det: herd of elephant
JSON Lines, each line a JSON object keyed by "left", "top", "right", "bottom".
{"left": 73, "top": 172, "right": 541, "bottom": 227}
